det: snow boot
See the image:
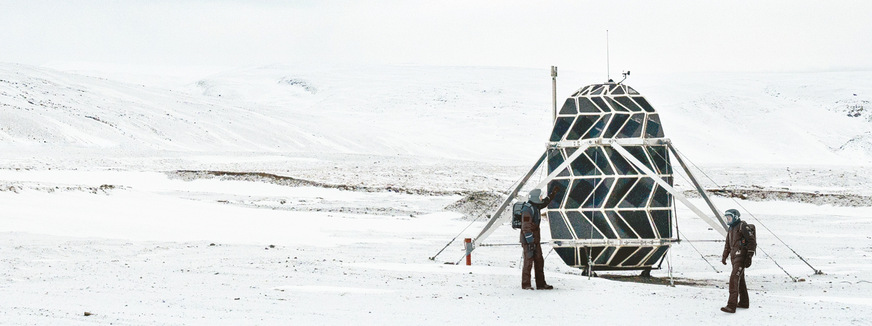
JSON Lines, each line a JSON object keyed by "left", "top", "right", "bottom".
{"left": 537, "top": 284, "right": 554, "bottom": 290}
{"left": 720, "top": 306, "right": 736, "bottom": 313}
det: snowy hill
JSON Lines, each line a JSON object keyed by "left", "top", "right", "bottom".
{"left": 2, "top": 63, "right": 871, "bottom": 168}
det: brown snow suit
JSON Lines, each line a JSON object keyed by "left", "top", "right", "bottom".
{"left": 520, "top": 197, "right": 552, "bottom": 289}
{"left": 722, "top": 220, "right": 750, "bottom": 309}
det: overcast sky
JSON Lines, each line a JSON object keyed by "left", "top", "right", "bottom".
{"left": 2, "top": 0, "right": 871, "bottom": 73}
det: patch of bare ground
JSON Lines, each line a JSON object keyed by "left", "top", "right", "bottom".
{"left": 684, "top": 187, "right": 872, "bottom": 207}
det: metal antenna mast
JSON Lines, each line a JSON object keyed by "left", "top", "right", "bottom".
{"left": 606, "top": 30, "right": 610, "bottom": 82}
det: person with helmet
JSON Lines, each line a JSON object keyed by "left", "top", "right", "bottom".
{"left": 520, "top": 186, "right": 558, "bottom": 290}
{"left": 720, "top": 208, "right": 750, "bottom": 313}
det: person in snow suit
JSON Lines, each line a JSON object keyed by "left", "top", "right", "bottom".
{"left": 720, "top": 208, "right": 751, "bottom": 313}
{"left": 520, "top": 186, "right": 558, "bottom": 290}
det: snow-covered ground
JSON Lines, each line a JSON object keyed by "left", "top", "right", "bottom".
{"left": 1, "top": 63, "right": 871, "bottom": 324}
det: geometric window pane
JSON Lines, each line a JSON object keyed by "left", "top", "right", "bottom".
{"left": 547, "top": 149, "right": 568, "bottom": 177}
{"left": 578, "top": 98, "right": 600, "bottom": 113}
{"left": 554, "top": 247, "right": 578, "bottom": 266}
{"left": 606, "top": 97, "right": 629, "bottom": 112}
{"left": 610, "top": 246, "right": 639, "bottom": 267}
{"left": 590, "top": 96, "right": 610, "bottom": 112}
{"left": 620, "top": 210, "right": 656, "bottom": 238}
{"left": 571, "top": 153, "right": 599, "bottom": 176}
{"left": 566, "top": 178, "right": 598, "bottom": 209}
{"left": 626, "top": 146, "right": 655, "bottom": 172}
{"left": 622, "top": 246, "right": 654, "bottom": 266}
{"left": 615, "top": 96, "right": 642, "bottom": 112}
{"left": 583, "top": 113, "right": 611, "bottom": 139}
{"left": 618, "top": 177, "right": 654, "bottom": 208}
{"left": 567, "top": 211, "right": 604, "bottom": 240}
{"left": 627, "top": 86, "right": 640, "bottom": 95}
{"left": 547, "top": 179, "right": 571, "bottom": 209}
{"left": 603, "top": 113, "right": 630, "bottom": 138}
{"left": 604, "top": 147, "right": 637, "bottom": 175}
{"left": 651, "top": 209, "right": 672, "bottom": 238}
{"left": 646, "top": 145, "right": 671, "bottom": 174}
{"left": 651, "top": 185, "right": 671, "bottom": 208}
{"left": 550, "top": 117, "right": 575, "bottom": 141}
{"left": 606, "top": 210, "right": 639, "bottom": 239}
{"left": 646, "top": 114, "right": 664, "bottom": 138}
{"left": 547, "top": 211, "right": 574, "bottom": 240}
{"left": 618, "top": 113, "right": 645, "bottom": 138}
{"left": 595, "top": 246, "right": 616, "bottom": 265}
{"left": 606, "top": 177, "right": 638, "bottom": 208}
{"left": 584, "top": 177, "right": 614, "bottom": 208}
{"left": 612, "top": 85, "right": 626, "bottom": 95}
{"left": 605, "top": 178, "right": 639, "bottom": 208}
{"left": 644, "top": 246, "right": 670, "bottom": 266}
{"left": 590, "top": 85, "right": 603, "bottom": 96}
{"left": 588, "top": 210, "right": 617, "bottom": 239}
{"left": 567, "top": 115, "right": 599, "bottom": 140}
{"left": 587, "top": 147, "right": 614, "bottom": 175}
{"left": 633, "top": 96, "right": 655, "bottom": 112}
{"left": 559, "top": 98, "right": 578, "bottom": 115}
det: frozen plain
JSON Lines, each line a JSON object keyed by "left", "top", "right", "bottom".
{"left": 1, "top": 64, "right": 871, "bottom": 325}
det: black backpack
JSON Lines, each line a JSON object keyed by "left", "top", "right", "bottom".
{"left": 511, "top": 202, "right": 531, "bottom": 229}
{"left": 740, "top": 222, "right": 757, "bottom": 267}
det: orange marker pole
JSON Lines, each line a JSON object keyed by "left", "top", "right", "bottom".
{"left": 464, "top": 238, "right": 472, "bottom": 266}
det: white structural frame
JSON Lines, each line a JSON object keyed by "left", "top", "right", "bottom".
{"left": 471, "top": 137, "right": 727, "bottom": 252}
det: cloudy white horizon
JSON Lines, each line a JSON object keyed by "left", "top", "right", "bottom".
{"left": 3, "top": 0, "right": 871, "bottom": 74}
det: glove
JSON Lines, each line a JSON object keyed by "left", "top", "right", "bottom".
{"left": 721, "top": 257, "right": 727, "bottom": 265}
{"left": 744, "top": 256, "right": 752, "bottom": 268}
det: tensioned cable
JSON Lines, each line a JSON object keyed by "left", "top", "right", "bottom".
{"left": 667, "top": 146, "right": 822, "bottom": 275}
{"left": 676, "top": 228, "right": 721, "bottom": 273}
{"left": 429, "top": 169, "right": 529, "bottom": 261}
{"left": 647, "top": 147, "right": 804, "bottom": 280}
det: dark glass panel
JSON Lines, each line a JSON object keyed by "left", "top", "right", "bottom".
{"left": 603, "top": 113, "right": 630, "bottom": 138}
{"left": 651, "top": 209, "right": 672, "bottom": 238}
{"left": 644, "top": 246, "right": 670, "bottom": 266}
{"left": 605, "top": 177, "right": 637, "bottom": 208}
{"left": 626, "top": 146, "right": 655, "bottom": 172}
{"left": 547, "top": 179, "right": 570, "bottom": 209}
{"left": 554, "top": 247, "right": 577, "bottom": 266}
{"left": 612, "top": 85, "right": 626, "bottom": 95}
{"left": 584, "top": 177, "right": 614, "bottom": 209}
{"left": 621, "top": 246, "right": 653, "bottom": 266}
{"left": 570, "top": 153, "right": 599, "bottom": 176}
{"left": 627, "top": 86, "right": 640, "bottom": 95}
{"left": 566, "top": 178, "right": 597, "bottom": 209}
{"left": 579, "top": 85, "right": 591, "bottom": 94}
{"left": 618, "top": 177, "right": 654, "bottom": 208}
{"left": 646, "top": 146, "right": 671, "bottom": 174}
{"left": 650, "top": 185, "right": 671, "bottom": 208}
{"left": 567, "top": 115, "right": 599, "bottom": 140}
{"left": 620, "top": 210, "right": 656, "bottom": 238}
{"left": 664, "top": 176, "right": 673, "bottom": 187}
{"left": 606, "top": 210, "right": 639, "bottom": 238}
{"left": 605, "top": 97, "right": 629, "bottom": 112}
{"left": 566, "top": 211, "right": 604, "bottom": 240}
{"left": 610, "top": 247, "right": 639, "bottom": 267}
{"left": 559, "top": 98, "right": 578, "bottom": 115}
{"left": 645, "top": 114, "right": 664, "bottom": 138}
{"left": 547, "top": 211, "right": 573, "bottom": 240}
{"left": 589, "top": 85, "right": 603, "bottom": 95}
{"left": 614, "top": 96, "right": 642, "bottom": 112}
{"left": 583, "top": 113, "right": 611, "bottom": 139}
{"left": 585, "top": 147, "right": 613, "bottom": 175}
{"left": 547, "top": 149, "right": 564, "bottom": 174}
{"left": 618, "top": 113, "right": 645, "bottom": 138}
{"left": 588, "top": 210, "right": 617, "bottom": 238}
{"left": 603, "top": 147, "right": 637, "bottom": 175}
{"left": 586, "top": 247, "right": 604, "bottom": 266}
{"left": 594, "top": 246, "right": 616, "bottom": 265}
{"left": 590, "top": 96, "right": 610, "bottom": 112}
{"left": 578, "top": 98, "right": 600, "bottom": 113}
{"left": 549, "top": 117, "right": 575, "bottom": 142}
{"left": 633, "top": 97, "right": 655, "bottom": 112}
